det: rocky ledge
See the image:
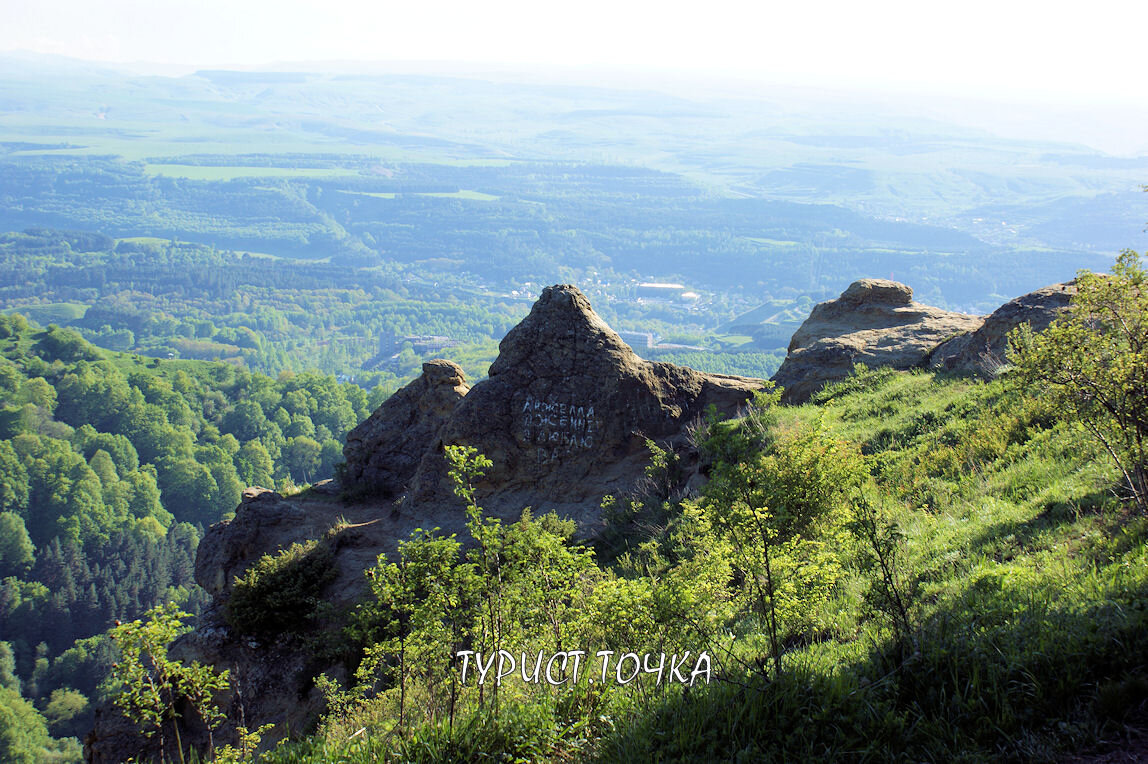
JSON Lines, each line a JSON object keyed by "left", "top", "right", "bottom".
{"left": 771, "top": 278, "right": 1074, "bottom": 403}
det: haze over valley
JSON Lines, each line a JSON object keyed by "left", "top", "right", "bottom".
{"left": 1, "top": 52, "right": 1145, "bottom": 389}
{"left": 3, "top": 7, "right": 1148, "bottom": 759}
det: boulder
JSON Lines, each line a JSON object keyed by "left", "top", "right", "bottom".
{"left": 771, "top": 278, "right": 983, "bottom": 403}
{"left": 928, "top": 281, "right": 1077, "bottom": 376}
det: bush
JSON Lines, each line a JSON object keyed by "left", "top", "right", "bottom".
{"left": 225, "top": 540, "right": 337, "bottom": 637}
{"left": 810, "top": 362, "right": 897, "bottom": 405}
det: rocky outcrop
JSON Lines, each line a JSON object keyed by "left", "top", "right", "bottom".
{"left": 406, "top": 285, "right": 765, "bottom": 523}
{"left": 341, "top": 359, "right": 469, "bottom": 498}
{"left": 94, "top": 284, "right": 768, "bottom": 761}
{"left": 333, "top": 284, "right": 766, "bottom": 527}
{"left": 928, "top": 281, "right": 1077, "bottom": 375}
{"left": 771, "top": 278, "right": 983, "bottom": 403}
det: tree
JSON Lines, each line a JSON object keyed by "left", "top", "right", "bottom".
{"left": 1011, "top": 250, "right": 1148, "bottom": 512}
{"left": 0, "top": 642, "right": 20, "bottom": 692}
{"left": 43, "top": 687, "right": 89, "bottom": 738}
{"left": 220, "top": 400, "right": 270, "bottom": 443}
{"left": 0, "top": 441, "right": 29, "bottom": 516}
{"left": 444, "top": 445, "right": 506, "bottom": 706}
{"left": 71, "top": 425, "right": 139, "bottom": 474}
{"left": 359, "top": 529, "right": 471, "bottom": 730}
{"left": 0, "top": 513, "right": 36, "bottom": 577}
{"left": 34, "top": 326, "right": 100, "bottom": 363}
{"left": 0, "top": 685, "right": 76, "bottom": 764}
{"left": 106, "top": 603, "right": 229, "bottom": 762}
{"left": 235, "top": 440, "right": 275, "bottom": 487}
{"left": 698, "top": 393, "right": 864, "bottom": 679}
{"left": 15, "top": 378, "right": 56, "bottom": 411}
{"left": 284, "top": 436, "right": 322, "bottom": 484}
{"left": 155, "top": 456, "right": 217, "bottom": 526}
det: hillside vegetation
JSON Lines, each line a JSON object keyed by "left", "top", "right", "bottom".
{"left": 0, "top": 227, "right": 789, "bottom": 386}
{"left": 0, "top": 317, "right": 375, "bottom": 760}
{"left": 250, "top": 269, "right": 1148, "bottom": 761}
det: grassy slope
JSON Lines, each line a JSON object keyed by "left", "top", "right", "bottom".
{"left": 603, "top": 370, "right": 1147, "bottom": 762}
{"left": 266, "top": 368, "right": 1148, "bottom": 762}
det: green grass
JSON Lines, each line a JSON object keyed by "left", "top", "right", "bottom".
{"left": 116, "top": 236, "right": 171, "bottom": 246}
{"left": 586, "top": 370, "right": 1144, "bottom": 762}
{"left": 744, "top": 236, "right": 802, "bottom": 248}
{"left": 711, "top": 333, "right": 755, "bottom": 347}
{"left": 3, "top": 302, "right": 87, "bottom": 324}
{"left": 336, "top": 189, "right": 501, "bottom": 201}
{"left": 418, "top": 190, "right": 500, "bottom": 201}
{"left": 337, "top": 190, "right": 397, "bottom": 199}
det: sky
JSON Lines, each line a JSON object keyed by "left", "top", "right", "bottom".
{"left": 3, "top": 0, "right": 1148, "bottom": 151}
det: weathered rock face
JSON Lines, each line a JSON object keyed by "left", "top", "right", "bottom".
{"left": 342, "top": 359, "right": 469, "bottom": 498}
{"left": 771, "top": 278, "right": 983, "bottom": 403}
{"left": 929, "top": 281, "right": 1076, "bottom": 376}
{"left": 405, "top": 285, "right": 765, "bottom": 524}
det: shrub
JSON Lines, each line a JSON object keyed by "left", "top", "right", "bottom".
{"left": 225, "top": 540, "right": 337, "bottom": 637}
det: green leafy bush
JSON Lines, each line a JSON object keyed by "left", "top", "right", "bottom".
{"left": 225, "top": 540, "right": 337, "bottom": 637}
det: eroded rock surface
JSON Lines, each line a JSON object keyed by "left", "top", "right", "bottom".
{"left": 771, "top": 278, "right": 983, "bottom": 403}
{"left": 407, "top": 284, "right": 765, "bottom": 524}
{"left": 342, "top": 359, "right": 469, "bottom": 498}
{"left": 929, "top": 281, "right": 1076, "bottom": 375}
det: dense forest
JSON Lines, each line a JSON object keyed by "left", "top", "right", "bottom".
{"left": 0, "top": 226, "right": 793, "bottom": 385}
{"left": 0, "top": 314, "right": 377, "bottom": 757}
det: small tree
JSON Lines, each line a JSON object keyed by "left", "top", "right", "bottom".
{"left": 444, "top": 445, "right": 506, "bottom": 707}
{"left": 1010, "top": 249, "right": 1148, "bottom": 512}
{"left": 359, "top": 529, "right": 471, "bottom": 730}
{"left": 106, "top": 603, "right": 229, "bottom": 763}
{"left": 0, "top": 512, "right": 35, "bottom": 577}
{"left": 849, "top": 493, "right": 917, "bottom": 651}
{"left": 700, "top": 396, "right": 864, "bottom": 679}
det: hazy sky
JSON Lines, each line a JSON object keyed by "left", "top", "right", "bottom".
{"left": 4, "top": 0, "right": 1148, "bottom": 152}
{"left": 2, "top": 0, "right": 1143, "bottom": 99}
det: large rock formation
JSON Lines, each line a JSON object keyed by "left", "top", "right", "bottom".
{"left": 928, "top": 281, "right": 1077, "bottom": 375}
{"left": 86, "top": 285, "right": 767, "bottom": 762}
{"left": 771, "top": 278, "right": 983, "bottom": 403}
{"left": 337, "top": 285, "right": 765, "bottom": 527}
{"left": 405, "top": 285, "right": 765, "bottom": 523}
{"left": 770, "top": 278, "right": 1079, "bottom": 402}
